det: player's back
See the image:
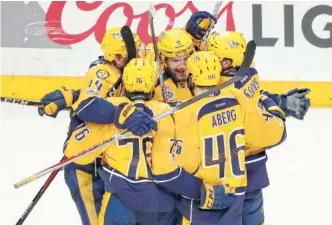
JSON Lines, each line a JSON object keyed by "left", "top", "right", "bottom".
{"left": 176, "top": 87, "right": 247, "bottom": 189}
{"left": 100, "top": 97, "right": 177, "bottom": 214}
{"left": 174, "top": 87, "right": 247, "bottom": 224}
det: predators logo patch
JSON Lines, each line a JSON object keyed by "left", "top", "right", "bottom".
{"left": 96, "top": 70, "right": 110, "bottom": 80}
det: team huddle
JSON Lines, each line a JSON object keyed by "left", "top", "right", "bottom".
{"left": 38, "top": 11, "right": 310, "bottom": 225}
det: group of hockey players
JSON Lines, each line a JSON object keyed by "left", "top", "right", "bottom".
{"left": 37, "top": 10, "right": 310, "bottom": 225}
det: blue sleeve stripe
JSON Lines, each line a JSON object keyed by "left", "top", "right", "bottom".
{"left": 75, "top": 97, "right": 116, "bottom": 124}
{"left": 76, "top": 98, "right": 95, "bottom": 116}
{"left": 153, "top": 167, "right": 182, "bottom": 183}
{"left": 153, "top": 168, "right": 202, "bottom": 199}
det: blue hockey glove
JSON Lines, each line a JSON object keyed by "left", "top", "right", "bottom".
{"left": 199, "top": 183, "right": 235, "bottom": 210}
{"left": 114, "top": 103, "right": 158, "bottom": 136}
{"left": 186, "top": 11, "right": 217, "bottom": 40}
{"left": 261, "top": 88, "right": 310, "bottom": 120}
{"left": 259, "top": 94, "right": 286, "bottom": 121}
{"left": 39, "top": 87, "right": 79, "bottom": 118}
{"left": 279, "top": 88, "right": 310, "bottom": 120}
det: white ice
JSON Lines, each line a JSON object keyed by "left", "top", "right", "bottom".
{"left": 1, "top": 104, "right": 331, "bottom": 225}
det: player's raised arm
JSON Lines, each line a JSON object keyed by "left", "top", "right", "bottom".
{"left": 185, "top": 11, "right": 217, "bottom": 50}
{"left": 231, "top": 87, "right": 287, "bottom": 156}
{"left": 38, "top": 56, "right": 106, "bottom": 118}
{"left": 261, "top": 88, "right": 311, "bottom": 120}
{"left": 71, "top": 27, "right": 136, "bottom": 123}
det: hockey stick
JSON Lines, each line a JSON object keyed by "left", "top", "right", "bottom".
{"left": 0, "top": 96, "right": 73, "bottom": 116}
{"left": 1, "top": 97, "right": 48, "bottom": 116}
{"left": 148, "top": 3, "right": 170, "bottom": 104}
{"left": 13, "top": 40, "right": 256, "bottom": 189}
{"left": 107, "top": 25, "right": 137, "bottom": 93}
{"left": 121, "top": 25, "right": 137, "bottom": 62}
{"left": 200, "top": 1, "right": 223, "bottom": 49}
{"left": 15, "top": 156, "right": 66, "bottom": 225}
{"left": 1, "top": 97, "right": 43, "bottom": 107}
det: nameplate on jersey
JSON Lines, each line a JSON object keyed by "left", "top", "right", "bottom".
{"left": 197, "top": 97, "right": 238, "bottom": 121}
{"left": 234, "top": 68, "right": 258, "bottom": 90}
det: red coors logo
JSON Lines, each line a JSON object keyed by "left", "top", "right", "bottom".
{"left": 45, "top": 1, "right": 235, "bottom": 45}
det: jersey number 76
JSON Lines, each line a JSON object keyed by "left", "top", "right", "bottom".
{"left": 118, "top": 137, "right": 153, "bottom": 180}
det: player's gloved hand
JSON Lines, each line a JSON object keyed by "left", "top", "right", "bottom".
{"left": 261, "top": 88, "right": 310, "bottom": 120}
{"left": 185, "top": 11, "right": 217, "bottom": 40}
{"left": 199, "top": 183, "right": 235, "bottom": 210}
{"left": 259, "top": 94, "right": 286, "bottom": 121}
{"left": 279, "top": 88, "right": 310, "bottom": 120}
{"left": 39, "top": 87, "right": 77, "bottom": 118}
{"left": 114, "top": 103, "right": 158, "bottom": 136}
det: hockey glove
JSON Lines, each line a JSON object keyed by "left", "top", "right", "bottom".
{"left": 114, "top": 103, "right": 158, "bottom": 136}
{"left": 199, "top": 183, "right": 235, "bottom": 210}
{"left": 259, "top": 94, "right": 286, "bottom": 121}
{"left": 279, "top": 88, "right": 310, "bottom": 120}
{"left": 185, "top": 11, "right": 217, "bottom": 40}
{"left": 39, "top": 87, "right": 79, "bottom": 118}
{"left": 261, "top": 88, "right": 310, "bottom": 120}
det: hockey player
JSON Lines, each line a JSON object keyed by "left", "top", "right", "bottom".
{"left": 153, "top": 28, "right": 308, "bottom": 224}
{"left": 206, "top": 30, "right": 310, "bottom": 225}
{"left": 64, "top": 58, "right": 236, "bottom": 225}
{"left": 41, "top": 28, "right": 157, "bottom": 225}
{"left": 159, "top": 51, "right": 286, "bottom": 225}
{"left": 152, "top": 27, "right": 194, "bottom": 105}
{"left": 38, "top": 12, "right": 309, "bottom": 225}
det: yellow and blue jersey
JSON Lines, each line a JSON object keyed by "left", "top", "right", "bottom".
{"left": 172, "top": 85, "right": 285, "bottom": 224}
{"left": 153, "top": 71, "right": 192, "bottom": 105}
{"left": 99, "top": 97, "right": 178, "bottom": 213}
{"left": 70, "top": 63, "right": 122, "bottom": 125}
{"left": 221, "top": 67, "right": 286, "bottom": 192}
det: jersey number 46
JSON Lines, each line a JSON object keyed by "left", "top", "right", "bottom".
{"left": 203, "top": 128, "right": 245, "bottom": 181}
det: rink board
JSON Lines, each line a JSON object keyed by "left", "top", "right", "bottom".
{"left": 1, "top": 75, "right": 332, "bottom": 108}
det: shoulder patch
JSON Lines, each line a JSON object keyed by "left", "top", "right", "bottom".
{"left": 96, "top": 69, "right": 110, "bottom": 80}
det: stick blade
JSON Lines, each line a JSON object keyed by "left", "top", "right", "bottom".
{"left": 234, "top": 40, "right": 256, "bottom": 78}
{"left": 120, "top": 25, "right": 136, "bottom": 62}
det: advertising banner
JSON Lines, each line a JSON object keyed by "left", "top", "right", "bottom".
{"left": 1, "top": 1, "right": 332, "bottom": 106}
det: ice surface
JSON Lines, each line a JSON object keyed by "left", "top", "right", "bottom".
{"left": 1, "top": 104, "right": 331, "bottom": 225}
